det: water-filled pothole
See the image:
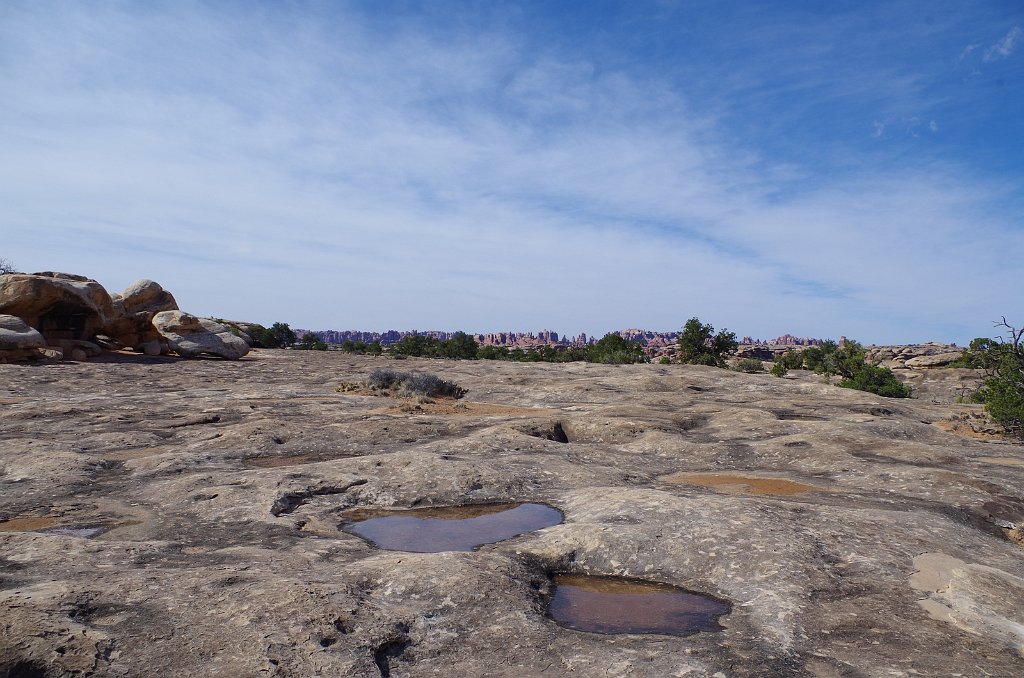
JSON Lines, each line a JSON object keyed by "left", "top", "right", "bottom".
{"left": 548, "top": 574, "right": 730, "bottom": 636}
{"left": 341, "top": 502, "right": 563, "bottom": 552}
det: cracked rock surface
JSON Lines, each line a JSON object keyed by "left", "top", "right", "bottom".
{"left": 1, "top": 351, "right": 1023, "bottom": 677}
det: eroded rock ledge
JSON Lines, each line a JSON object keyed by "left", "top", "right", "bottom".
{"left": 1, "top": 353, "right": 1022, "bottom": 677}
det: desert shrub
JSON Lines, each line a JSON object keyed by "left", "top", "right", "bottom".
{"left": 339, "top": 339, "right": 384, "bottom": 356}
{"left": 390, "top": 333, "right": 478, "bottom": 359}
{"left": 778, "top": 350, "right": 805, "bottom": 370}
{"left": 803, "top": 338, "right": 911, "bottom": 398}
{"left": 677, "top": 317, "right": 737, "bottom": 368}
{"left": 957, "top": 319, "right": 1024, "bottom": 438}
{"left": 770, "top": 362, "right": 788, "bottom": 377}
{"left": 734, "top": 358, "right": 765, "bottom": 373}
{"left": 365, "top": 368, "right": 466, "bottom": 399}
{"left": 253, "top": 322, "right": 296, "bottom": 348}
{"left": 438, "top": 332, "right": 479, "bottom": 359}
{"left": 0, "top": 257, "right": 16, "bottom": 274}
{"left": 390, "top": 335, "right": 440, "bottom": 357}
{"left": 478, "top": 345, "right": 512, "bottom": 360}
{"left": 802, "top": 340, "right": 869, "bottom": 380}
{"left": 366, "top": 368, "right": 403, "bottom": 390}
{"left": 659, "top": 356, "right": 671, "bottom": 365}
{"left": 295, "top": 332, "right": 329, "bottom": 351}
{"left": 838, "top": 364, "right": 913, "bottom": 398}
{"left": 588, "top": 333, "right": 647, "bottom": 364}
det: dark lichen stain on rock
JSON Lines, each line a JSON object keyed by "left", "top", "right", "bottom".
{"left": 341, "top": 502, "right": 563, "bottom": 552}
{"left": 547, "top": 574, "right": 730, "bottom": 636}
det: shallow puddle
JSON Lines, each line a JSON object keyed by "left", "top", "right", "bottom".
{"left": 41, "top": 525, "right": 108, "bottom": 538}
{"left": 341, "top": 502, "right": 563, "bottom": 552}
{"left": 548, "top": 574, "right": 730, "bottom": 636}
{"left": 659, "top": 472, "right": 821, "bottom": 496}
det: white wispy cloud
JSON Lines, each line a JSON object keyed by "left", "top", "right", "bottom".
{"left": 0, "top": 3, "right": 1019, "bottom": 343}
{"left": 984, "top": 26, "right": 1021, "bottom": 62}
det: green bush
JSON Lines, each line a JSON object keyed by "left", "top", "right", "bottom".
{"left": 734, "top": 358, "right": 765, "bottom": 373}
{"left": 659, "top": 356, "right": 671, "bottom": 365}
{"left": 770, "top": 362, "right": 788, "bottom": 377}
{"left": 838, "top": 364, "right": 912, "bottom": 398}
{"left": 295, "top": 332, "right": 329, "bottom": 351}
{"left": 390, "top": 332, "right": 478, "bottom": 359}
{"left": 677, "top": 317, "right": 737, "bottom": 368}
{"left": 588, "top": 333, "right": 647, "bottom": 364}
{"left": 254, "top": 322, "right": 296, "bottom": 348}
{"left": 340, "top": 339, "right": 384, "bottom": 356}
{"left": 957, "top": 319, "right": 1024, "bottom": 438}
{"left": 802, "top": 338, "right": 911, "bottom": 398}
{"left": 778, "top": 350, "right": 805, "bottom": 370}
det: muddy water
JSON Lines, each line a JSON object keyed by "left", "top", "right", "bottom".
{"left": 342, "top": 502, "right": 563, "bottom": 552}
{"left": 548, "top": 574, "right": 730, "bottom": 636}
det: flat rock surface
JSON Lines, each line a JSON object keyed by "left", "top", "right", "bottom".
{"left": 1, "top": 352, "right": 1023, "bottom": 677}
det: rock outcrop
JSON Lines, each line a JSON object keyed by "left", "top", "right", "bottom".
{"left": 107, "top": 279, "right": 179, "bottom": 349}
{"left": 0, "top": 273, "right": 117, "bottom": 345}
{"left": 0, "top": 272, "right": 250, "bottom": 360}
{"left": 152, "top": 311, "right": 250, "bottom": 359}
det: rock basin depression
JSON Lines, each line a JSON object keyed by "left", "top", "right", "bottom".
{"left": 1, "top": 351, "right": 1023, "bottom": 677}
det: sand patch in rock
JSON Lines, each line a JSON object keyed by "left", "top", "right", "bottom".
{"left": 659, "top": 472, "right": 824, "bottom": 496}
{"left": 0, "top": 516, "right": 60, "bottom": 531}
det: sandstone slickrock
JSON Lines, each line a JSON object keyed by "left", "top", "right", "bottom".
{"left": 904, "top": 351, "right": 964, "bottom": 369}
{"left": 1, "top": 353, "right": 1022, "bottom": 677}
{"left": 152, "top": 311, "right": 250, "bottom": 359}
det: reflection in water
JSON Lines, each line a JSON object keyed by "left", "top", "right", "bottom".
{"left": 342, "top": 502, "right": 563, "bottom": 552}
{"left": 548, "top": 574, "right": 730, "bottom": 636}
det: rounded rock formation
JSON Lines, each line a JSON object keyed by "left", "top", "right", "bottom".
{"left": 152, "top": 311, "right": 250, "bottom": 359}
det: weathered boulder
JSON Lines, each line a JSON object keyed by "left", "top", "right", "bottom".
{"left": 0, "top": 314, "right": 45, "bottom": 350}
{"left": 107, "top": 279, "right": 179, "bottom": 348}
{"left": 905, "top": 352, "right": 964, "bottom": 369}
{"left": 112, "top": 279, "right": 178, "bottom": 317}
{"left": 152, "top": 311, "right": 249, "bottom": 359}
{"left": 0, "top": 272, "right": 117, "bottom": 344}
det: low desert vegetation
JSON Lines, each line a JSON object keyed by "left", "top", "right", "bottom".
{"left": 339, "top": 339, "right": 383, "bottom": 356}
{"left": 391, "top": 332, "right": 479, "bottom": 359}
{"left": 364, "top": 368, "right": 467, "bottom": 399}
{"left": 0, "top": 257, "right": 17, "bottom": 274}
{"left": 475, "top": 333, "right": 646, "bottom": 364}
{"left": 294, "top": 332, "right": 329, "bottom": 351}
{"left": 955, "top": 318, "right": 1024, "bottom": 438}
{"left": 251, "top": 322, "right": 297, "bottom": 349}
{"left": 768, "top": 339, "right": 912, "bottom": 398}
{"left": 676, "top": 318, "right": 738, "bottom": 367}
{"left": 734, "top": 358, "right": 765, "bottom": 373}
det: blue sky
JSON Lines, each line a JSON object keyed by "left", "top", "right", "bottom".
{"left": 1, "top": 1, "right": 1021, "bottom": 343}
